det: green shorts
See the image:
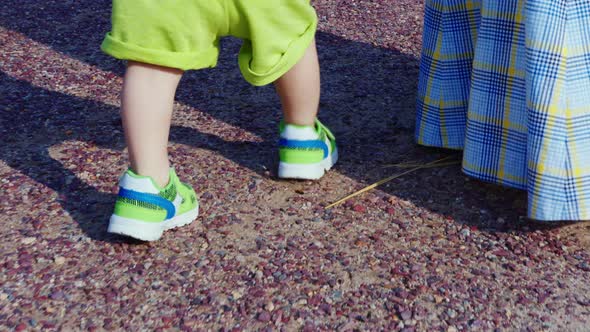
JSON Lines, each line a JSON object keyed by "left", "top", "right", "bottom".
{"left": 101, "top": 0, "right": 317, "bottom": 86}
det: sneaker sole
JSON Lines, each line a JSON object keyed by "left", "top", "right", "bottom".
{"left": 278, "top": 148, "right": 339, "bottom": 180}
{"left": 107, "top": 204, "right": 199, "bottom": 241}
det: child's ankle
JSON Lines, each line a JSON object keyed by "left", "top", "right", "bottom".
{"left": 152, "top": 174, "right": 170, "bottom": 189}
{"left": 282, "top": 118, "right": 316, "bottom": 127}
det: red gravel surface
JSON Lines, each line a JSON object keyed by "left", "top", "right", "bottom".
{"left": 1, "top": 1, "right": 589, "bottom": 331}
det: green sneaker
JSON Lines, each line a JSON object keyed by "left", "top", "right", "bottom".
{"left": 107, "top": 168, "right": 199, "bottom": 241}
{"left": 278, "top": 119, "right": 338, "bottom": 180}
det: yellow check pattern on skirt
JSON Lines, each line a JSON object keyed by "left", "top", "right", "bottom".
{"left": 416, "top": 0, "right": 590, "bottom": 221}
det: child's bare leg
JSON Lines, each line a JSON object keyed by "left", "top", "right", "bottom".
{"left": 121, "top": 61, "right": 182, "bottom": 187}
{"left": 275, "top": 39, "right": 320, "bottom": 126}
{"left": 275, "top": 38, "right": 337, "bottom": 180}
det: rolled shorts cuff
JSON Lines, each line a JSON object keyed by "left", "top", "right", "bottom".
{"left": 238, "top": 19, "right": 317, "bottom": 86}
{"left": 101, "top": 33, "right": 219, "bottom": 71}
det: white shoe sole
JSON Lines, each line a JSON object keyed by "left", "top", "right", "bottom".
{"left": 107, "top": 204, "right": 199, "bottom": 241}
{"left": 278, "top": 148, "right": 339, "bottom": 180}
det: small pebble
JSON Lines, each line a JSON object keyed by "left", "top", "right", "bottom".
{"left": 231, "top": 290, "right": 243, "bottom": 300}
{"left": 400, "top": 310, "right": 412, "bottom": 321}
{"left": 54, "top": 256, "right": 66, "bottom": 265}
{"left": 353, "top": 205, "right": 366, "bottom": 213}
{"left": 447, "top": 309, "right": 457, "bottom": 319}
{"left": 21, "top": 237, "right": 36, "bottom": 244}
{"left": 257, "top": 311, "right": 271, "bottom": 322}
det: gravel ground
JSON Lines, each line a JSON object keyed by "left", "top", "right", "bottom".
{"left": 1, "top": 1, "right": 589, "bottom": 331}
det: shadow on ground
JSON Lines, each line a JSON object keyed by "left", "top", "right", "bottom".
{"left": 1, "top": 0, "right": 537, "bottom": 242}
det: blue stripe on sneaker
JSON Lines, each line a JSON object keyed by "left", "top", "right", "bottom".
{"left": 279, "top": 138, "right": 329, "bottom": 159}
{"left": 118, "top": 188, "right": 176, "bottom": 219}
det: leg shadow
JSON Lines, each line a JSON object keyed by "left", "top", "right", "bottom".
{"left": 0, "top": 73, "right": 267, "bottom": 241}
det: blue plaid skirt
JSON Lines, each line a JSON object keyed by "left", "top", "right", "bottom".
{"left": 416, "top": 0, "right": 590, "bottom": 221}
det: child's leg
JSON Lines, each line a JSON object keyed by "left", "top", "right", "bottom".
{"left": 275, "top": 39, "right": 338, "bottom": 180}
{"left": 108, "top": 61, "right": 199, "bottom": 241}
{"left": 275, "top": 39, "right": 320, "bottom": 126}
{"left": 121, "top": 61, "right": 182, "bottom": 187}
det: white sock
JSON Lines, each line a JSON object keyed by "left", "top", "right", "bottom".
{"left": 281, "top": 124, "right": 319, "bottom": 140}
